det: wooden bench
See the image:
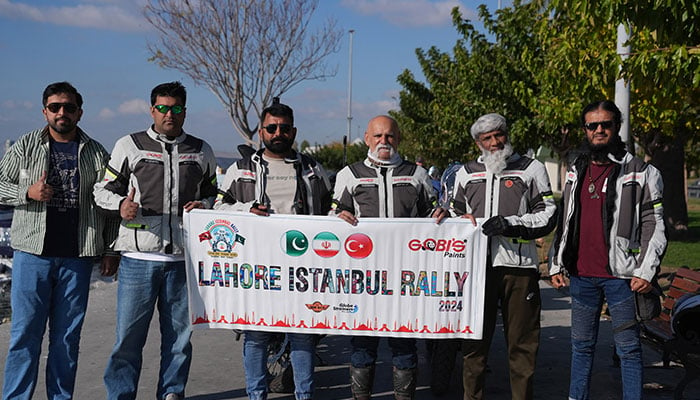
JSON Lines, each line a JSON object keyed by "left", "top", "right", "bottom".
{"left": 640, "top": 266, "right": 700, "bottom": 399}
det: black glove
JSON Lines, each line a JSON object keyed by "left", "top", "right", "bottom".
{"left": 481, "top": 215, "right": 509, "bottom": 236}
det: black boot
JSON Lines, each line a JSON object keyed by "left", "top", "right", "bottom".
{"left": 350, "top": 365, "right": 375, "bottom": 400}
{"left": 393, "top": 367, "right": 417, "bottom": 400}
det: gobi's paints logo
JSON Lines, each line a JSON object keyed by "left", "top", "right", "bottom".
{"left": 312, "top": 232, "right": 340, "bottom": 257}
{"left": 344, "top": 233, "right": 373, "bottom": 259}
{"left": 407, "top": 237, "right": 467, "bottom": 258}
{"left": 281, "top": 230, "right": 308, "bottom": 256}
{"left": 305, "top": 301, "right": 330, "bottom": 313}
{"left": 199, "top": 219, "right": 246, "bottom": 258}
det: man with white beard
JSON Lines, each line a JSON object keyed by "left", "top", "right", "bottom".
{"left": 447, "top": 113, "right": 557, "bottom": 400}
{"left": 332, "top": 115, "right": 447, "bottom": 400}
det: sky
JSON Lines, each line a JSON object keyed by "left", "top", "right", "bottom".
{"left": 0, "top": 0, "right": 510, "bottom": 156}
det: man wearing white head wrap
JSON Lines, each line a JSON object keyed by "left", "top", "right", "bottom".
{"left": 470, "top": 113, "right": 514, "bottom": 175}
{"left": 446, "top": 113, "right": 557, "bottom": 400}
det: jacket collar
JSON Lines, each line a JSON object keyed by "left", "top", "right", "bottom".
{"left": 40, "top": 126, "right": 90, "bottom": 145}
{"left": 147, "top": 126, "right": 187, "bottom": 144}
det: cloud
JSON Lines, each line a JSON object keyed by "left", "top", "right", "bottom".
{"left": 0, "top": 0, "right": 148, "bottom": 32}
{"left": 98, "top": 108, "right": 116, "bottom": 119}
{"left": 340, "top": 0, "right": 474, "bottom": 27}
{"left": 1, "top": 100, "right": 33, "bottom": 110}
{"left": 119, "top": 99, "right": 149, "bottom": 114}
{"left": 98, "top": 98, "right": 148, "bottom": 119}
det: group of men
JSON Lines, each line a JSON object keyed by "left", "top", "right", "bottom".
{"left": 0, "top": 81, "right": 218, "bottom": 400}
{"left": 0, "top": 80, "right": 666, "bottom": 400}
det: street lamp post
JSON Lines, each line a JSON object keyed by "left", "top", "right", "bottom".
{"left": 345, "top": 29, "right": 355, "bottom": 165}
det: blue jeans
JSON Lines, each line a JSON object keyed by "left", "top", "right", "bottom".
{"left": 243, "top": 331, "right": 317, "bottom": 400}
{"left": 350, "top": 336, "right": 417, "bottom": 369}
{"left": 103, "top": 257, "right": 192, "bottom": 400}
{"left": 569, "top": 276, "right": 643, "bottom": 400}
{"left": 2, "top": 251, "right": 93, "bottom": 400}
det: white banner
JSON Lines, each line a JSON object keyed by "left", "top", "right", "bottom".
{"left": 184, "top": 210, "right": 487, "bottom": 339}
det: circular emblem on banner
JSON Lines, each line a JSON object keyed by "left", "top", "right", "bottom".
{"left": 345, "top": 233, "right": 373, "bottom": 259}
{"left": 209, "top": 224, "right": 236, "bottom": 252}
{"left": 312, "top": 232, "right": 340, "bottom": 258}
{"left": 200, "top": 219, "right": 245, "bottom": 258}
{"left": 504, "top": 179, "right": 514, "bottom": 188}
{"left": 281, "top": 230, "right": 308, "bottom": 257}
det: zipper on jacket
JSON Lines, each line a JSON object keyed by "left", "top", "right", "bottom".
{"left": 166, "top": 143, "right": 174, "bottom": 254}
{"left": 380, "top": 167, "right": 389, "bottom": 217}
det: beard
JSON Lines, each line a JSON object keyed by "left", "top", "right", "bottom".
{"left": 264, "top": 136, "right": 294, "bottom": 155}
{"left": 582, "top": 134, "right": 626, "bottom": 163}
{"left": 367, "top": 143, "right": 402, "bottom": 166}
{"left": 48, "top": 117, "right": 77, "bottom": 135}
{"left": 370, "top": 144, "right": 396, "bottom": 160}
{"left": 482, "top": 142, "right": 513, "bottom": 174}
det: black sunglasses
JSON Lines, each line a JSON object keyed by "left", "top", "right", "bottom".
{"left": 45, "top": 103, "right": 79, "bottom": 114}
{"left": 584, "top": 120, "right": 614, "bottom": 131}
{"left": 154, "top": 104, "right": 185, "bottom": 114}
{"left": 263, "top": 123, "right": 292, "bottom": 134}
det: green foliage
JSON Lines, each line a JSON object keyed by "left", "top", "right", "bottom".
{"left": 396, "top": 0, "right": 699, "bottom": 171}
{"left": 663, "top": 198, "right": 700, "bottom": 268}
{"left": 303, "top": 141, "right": 368, "bottom": 174}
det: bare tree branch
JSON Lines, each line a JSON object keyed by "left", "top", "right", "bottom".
{"left": 144, "top": 0, "right": 342, "bottom": 147}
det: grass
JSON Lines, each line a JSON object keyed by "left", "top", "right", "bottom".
{"left": 662, "top": 197, "right": 700, "bottom": 269}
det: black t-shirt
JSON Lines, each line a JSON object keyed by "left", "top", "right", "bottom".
{"left": 42, "top": 139, "right": 80, "bottom": 257}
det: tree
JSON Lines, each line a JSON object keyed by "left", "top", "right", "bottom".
{"left": 144, "top": 0, "right": 343, "bottom": 147}
{"left": 396, "top": 0, "right": 699, "bottom": 237}
{"left": 547, "top": 0, "right": 700, "bottom": 238}
{"left": 393, "top": 2, "right": 555, "bottom": 169}
{"left": 304, "top": 141, "right": 368, "bottom": 174}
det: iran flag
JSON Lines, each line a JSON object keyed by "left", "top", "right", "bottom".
{"left": 312, "top": 231, "right": 340, "bottom": 258}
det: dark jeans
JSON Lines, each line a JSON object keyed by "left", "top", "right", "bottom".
{"left": 351, "top": 336, "right": 417, "bottom": 369}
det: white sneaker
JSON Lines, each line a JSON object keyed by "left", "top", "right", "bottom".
{"left": 164, "top": 394, "right": 182, "bottom": 400}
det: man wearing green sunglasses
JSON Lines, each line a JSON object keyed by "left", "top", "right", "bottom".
{"left": 95, "top": 81, "right": 218, "bottom": 400}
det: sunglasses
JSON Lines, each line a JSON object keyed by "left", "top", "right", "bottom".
{"left": 263, "top": 123, "right": 292, "bottom": 134}
{"left": 584, "top": 120, "right": 614, "bottom": 131}
{"left": 45, "top": 103, "right": 79, "bottom": 113}
{"left": 154, "top": 104, "right": 185, "bottom": 114}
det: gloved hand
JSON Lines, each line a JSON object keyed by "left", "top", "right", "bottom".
{"left": 481, "top": 215, "right": 510, "bottom": 236}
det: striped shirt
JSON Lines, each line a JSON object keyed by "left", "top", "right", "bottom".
{"left": 0, "top": 127, "right": 118, "bottom": 257}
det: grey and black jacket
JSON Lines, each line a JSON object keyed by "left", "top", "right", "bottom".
{"left": 93, "top": 128, "right": 218, "bottom": 254}
{"left": 215, "top": 149, "right": 332, "bottom": 215}
{"left": 549, "top": 152, "right": 666, "bottom": 282}
{"left": 449, "top": 153, "right": 557, "bottom": 270}
{"left": 332, "top": 158, "right": 437, "bottom": 218}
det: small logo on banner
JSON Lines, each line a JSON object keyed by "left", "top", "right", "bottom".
{"left": 201, "top": 219, "right": 246, "bottom": 258}
{"left": 344, "top": 233, "right": 373, "bottom": 259}
{"left": 333, "top": 303, "right": 359, "bottom": 313}
{"left": 312, "top": 232, "right": 340, "bottom": 257}
{"left": 281, "top": 230, "right": 308, "bottom": 256}
{"left": 305, "top": 301, "right": 330, "bottom": 313}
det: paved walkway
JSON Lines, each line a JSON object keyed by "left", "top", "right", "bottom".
{"left": 0, "top": 268, "right": 698, "bottom": 399}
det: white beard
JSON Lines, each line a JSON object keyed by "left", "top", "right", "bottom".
{"left": 367, "top": 144, "right": 402, "bottom": 166}
{"left": 482, "top": 143, "right": 513, "bottom": 175}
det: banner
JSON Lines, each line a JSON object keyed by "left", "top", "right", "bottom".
{"left": 184, "top": 210, "right": 487, "bottom": 339}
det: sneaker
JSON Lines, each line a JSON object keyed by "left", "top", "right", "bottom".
{"left": 164, "top": 394, "right": 182, "bottom": 400}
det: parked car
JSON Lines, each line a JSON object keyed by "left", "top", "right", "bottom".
{"left": 0, "top": 206, "right": 12, "bottom": 258}
{"left": 689, "top": 179, "right": 700, "bottom": 199}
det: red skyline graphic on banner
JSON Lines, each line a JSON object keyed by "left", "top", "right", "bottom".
{"left": 192, "top": 309, "right": 470, "bottom": 336}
